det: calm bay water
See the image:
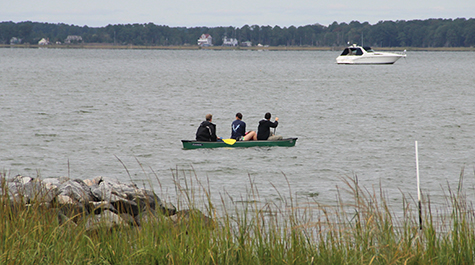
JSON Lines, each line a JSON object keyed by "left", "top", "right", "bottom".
{"left": 1, "top": 48, "right": 475, "bottom": 210}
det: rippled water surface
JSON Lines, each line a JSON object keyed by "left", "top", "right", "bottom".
{"left": 1, "top": 48, "right": 475, "bottom": 209}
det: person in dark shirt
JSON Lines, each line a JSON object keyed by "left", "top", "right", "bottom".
{"left": 257, "top": 112, "right": 282, "bottom": 140}
{"left": 231, "top": 112, "right": 257, "bottom": 141}
{"left": 196, "top": 114, "right": 220, "bottom": 141}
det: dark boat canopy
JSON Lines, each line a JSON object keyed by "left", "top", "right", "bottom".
{"left": 340, "top": 45, "right": 374, "bottom": 56}
{"left": 340, "top": 47, "right": 364, "bottom": 56}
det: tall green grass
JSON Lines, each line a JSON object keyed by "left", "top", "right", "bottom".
{"left": 1, "top": 170, "right": 475, "bottom": 264}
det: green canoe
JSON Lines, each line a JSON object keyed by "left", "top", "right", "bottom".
{"left": 181, "top": 138, "right": 298, "bottom": 149}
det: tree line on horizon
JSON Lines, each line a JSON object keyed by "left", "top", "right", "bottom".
{"left": 1, "top": 18, "right": 474, "bottom": 47}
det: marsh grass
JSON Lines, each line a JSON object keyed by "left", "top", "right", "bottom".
{"left": 1, "top": 170, "right": 475, "bottom": 264}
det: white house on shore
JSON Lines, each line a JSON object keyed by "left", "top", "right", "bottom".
{"left": 197, "top": 34, "right": 212, "bottom": 46}
{"left": 65, "top": 35, "right": 83, "bottom": 44}
{"left": 222, "top": 37, "right": 238, "bottom": 46}
{"left": 38, "top": 38, "right": 49, "bottom": 45}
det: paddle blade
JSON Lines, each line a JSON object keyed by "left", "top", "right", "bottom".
{"left": 222, "top": 138, "right": 236, "bottom": 145}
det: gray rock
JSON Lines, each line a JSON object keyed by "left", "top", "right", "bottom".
{"left": 42, "top": 177, "right": 72, "bottom": 190}
{"left": 89, "top": 201, "right": 118, "bottom": 215}
{"left": 11, "top": 175, "right": 33, "bottom": 184}
{"left": 56, "top": 194, "right": 74, "bottom": 204}
{"left": 6, "top": 179, "right": 58, "bottom": 204}
{"left": 57, "top": 179, "right": 96, "bottom": 203}
{"left": 57, "top": 200, "right": 89, "bottom": 222}
{"left": 83, "top": 176, "right": 104, "bottom": 186}
{"left": 1, "top": 174, "right": 182, "bottom": 228}
{"left": 3, "top": 181, "right": 28, "bottom": 204}
{"left": 89, "top": 177, "right": 165, "bottom": 216}
{"left": 110, "top": 196, "right": 140, "bottom": 216}
{"left": 85, "top": 210, "right": 127, "bottom": 232}
{"left": 90, "top": 177, "right": 138, "bottom": 200}
{"left": 159, "top": 201, "right": 177, "bottom": 216}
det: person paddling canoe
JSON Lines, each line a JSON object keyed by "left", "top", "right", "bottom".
{"left": 257, "top": 112, "right": 282, "bottom": 140}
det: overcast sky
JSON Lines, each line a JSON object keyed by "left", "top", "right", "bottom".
{"left": 2, "top": 0, "right": 474, "bottom": 28}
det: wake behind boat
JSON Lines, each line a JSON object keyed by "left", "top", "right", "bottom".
{"left": 336, "top": 44, "right": 406, "bottom": 64}
{"left": 181, "top": 138, "right": 298, "bottom": 149}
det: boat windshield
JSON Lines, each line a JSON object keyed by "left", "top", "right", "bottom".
{"left": 340, "top": 47, "right": 363, "bottom": 56}
{"left": 340, "top": 48, "right": 350, "bottom": 55}
{"left": 363, "top": 46, "right": 374, "bottom": 52}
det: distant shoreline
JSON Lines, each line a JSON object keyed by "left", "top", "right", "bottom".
{"left": 1, "top": 43, "right": 474, "bottom": 51}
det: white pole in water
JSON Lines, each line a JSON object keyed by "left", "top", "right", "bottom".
{"left": 415, "top": 141, "right": 422, "bottom": 230}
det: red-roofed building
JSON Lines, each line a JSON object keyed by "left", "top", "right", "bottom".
{"left": 197, "top": 34, "right": 213, "bottom": 46}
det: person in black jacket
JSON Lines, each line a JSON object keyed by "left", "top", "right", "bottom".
{"left": 257, "top": 112, "right": 282, "bottom": 140}
{"left": 196, "top": 114, "right": 220, "bottom": 141}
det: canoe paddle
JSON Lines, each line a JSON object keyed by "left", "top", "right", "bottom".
{"left": 222, "top": 138, "right": 236, "bottom": 145}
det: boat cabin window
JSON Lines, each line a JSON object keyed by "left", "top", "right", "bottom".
{"left": 341, "top": 47, "right": 363, "bottom": 56}
{"left": 363, "top": 46, "right": 374, "bottom": 52}
{"left": 340, "top": 48, "right": 350, "bottom": 55}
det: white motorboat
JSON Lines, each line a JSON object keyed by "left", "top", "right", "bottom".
{"left": 336, "top": 44, "right": 406, "bottom": 64}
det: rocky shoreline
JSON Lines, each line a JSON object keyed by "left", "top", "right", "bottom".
{"left": 1, "top": 175, "right": 210, "bottom": 231}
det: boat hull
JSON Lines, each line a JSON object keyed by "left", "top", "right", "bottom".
{"left": 336, "top": 54, "right": 404, "bottom": 64}
{"left": 182, "top": 138, "right": 298, "bottom": 149}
